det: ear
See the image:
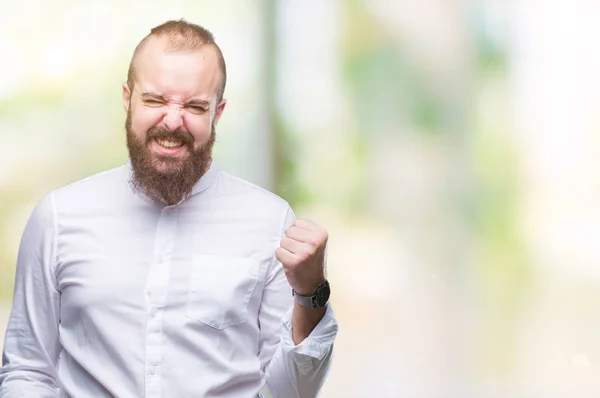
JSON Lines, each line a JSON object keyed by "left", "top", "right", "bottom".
{"left": 213, "top": 99, "right": 227, "bottom": 126}
{"left": 122, "top": 82, "right": 132, "bottom": 112}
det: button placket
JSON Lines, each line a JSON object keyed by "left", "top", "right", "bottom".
{"left": 144, "top": 207, "right": 178, "bottom": 395}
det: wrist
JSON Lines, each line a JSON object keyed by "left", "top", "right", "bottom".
{"left": 293, "top": 278, "right": 326, "bottom": 297}
{"left": 292, "top": 280, "right": 330, "bottom": 308}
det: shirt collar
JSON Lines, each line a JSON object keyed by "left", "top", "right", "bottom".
{"left": 191, "top": 159, "right": 219, "bottom": 196}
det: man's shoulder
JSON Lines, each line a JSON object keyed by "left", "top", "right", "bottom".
{"left": 216, "top": 170, "right": 291, "bottom": 211}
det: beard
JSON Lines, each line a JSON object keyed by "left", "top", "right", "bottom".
{"left": 125, "top": 109, "right": 216, "bottom": 205}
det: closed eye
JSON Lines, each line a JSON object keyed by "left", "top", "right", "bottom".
{"left": 185, "top": 105, "right": 207, "bottom": 114}
{"left": 144, "top": 99, "right": 165, "bottom": 107}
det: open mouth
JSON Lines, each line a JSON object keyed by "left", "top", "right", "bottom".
{"left": 155, "top": 138, "right": 185, "bottom": 149}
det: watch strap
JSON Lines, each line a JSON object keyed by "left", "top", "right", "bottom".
{"left": 292, "top": 291, "right": 315, "bottom": 308}
{"left": 292, "top": 280, "right": 330, "bottom": 308}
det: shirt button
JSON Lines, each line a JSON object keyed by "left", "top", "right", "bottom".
{"left": 149, "top": 367, "right": 156, "bottom": 375}
{"left": 150, "top": 308, "right": 157, "bottom": 317}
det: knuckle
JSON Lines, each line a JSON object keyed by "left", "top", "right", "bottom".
{"left": 304, "top": 245, "right": 316, "bottom": 256}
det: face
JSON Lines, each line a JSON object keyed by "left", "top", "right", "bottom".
{"left": 122, "top": 37, "right": 226, "bottom": 205}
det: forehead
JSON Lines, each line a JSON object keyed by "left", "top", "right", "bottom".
{"left": 134, "top": 37, "right": 221, "bottom": 101}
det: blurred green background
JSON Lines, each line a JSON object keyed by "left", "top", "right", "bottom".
{"left": 2, "top": 0, "right": 600, "bottom": 396}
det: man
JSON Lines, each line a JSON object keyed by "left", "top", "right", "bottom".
{"left": 0, "top": 20, "right": 337, "bottom": 397}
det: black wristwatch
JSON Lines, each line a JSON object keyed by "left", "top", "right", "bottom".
{"left": 292, "top": 281, "right": 330, "bottom": 308}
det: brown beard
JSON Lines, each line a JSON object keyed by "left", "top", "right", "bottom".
{"left": 125, "top": 109, "right": 216, "bottom": 205}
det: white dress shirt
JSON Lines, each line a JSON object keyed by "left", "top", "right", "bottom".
{"left": 0, "top": 161, "right": 337, "bottom": 397}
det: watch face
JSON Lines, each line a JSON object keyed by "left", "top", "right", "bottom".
{"left": 314, "top": 282, "right": 331, "bottom": 307}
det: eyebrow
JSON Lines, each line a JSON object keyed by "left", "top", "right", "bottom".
{"left": 140, "top": 92, "right": 211, "bottom": 107}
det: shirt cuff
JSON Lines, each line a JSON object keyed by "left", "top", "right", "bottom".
{"left": 280, "top": 304, "right": 338, "bottom": 360}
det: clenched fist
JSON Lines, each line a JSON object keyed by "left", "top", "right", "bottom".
{"left": 275, "top": 218, "right": 328, "bottom": 296}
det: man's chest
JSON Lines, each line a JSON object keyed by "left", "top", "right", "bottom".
{"left": 54, "top": 210, "right": 276, "bottom": 331}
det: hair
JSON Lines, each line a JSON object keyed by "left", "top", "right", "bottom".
{"left": 126, "top": 19, "right": 227, "bottom": 103}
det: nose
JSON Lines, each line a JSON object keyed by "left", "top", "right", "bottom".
{"left": 162, "top": 104, "right": 184, "bottom": 131}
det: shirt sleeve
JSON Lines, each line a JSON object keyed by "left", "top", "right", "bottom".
{"left": 0, "top": 193, "right": 61, "bottom": 397}
{"left": 257, "top": 206, "right": 338, "bottom": 398}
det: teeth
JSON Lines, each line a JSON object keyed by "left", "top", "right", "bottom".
{"left": 156, "top": 139, "right": 184, "bottom": 148}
